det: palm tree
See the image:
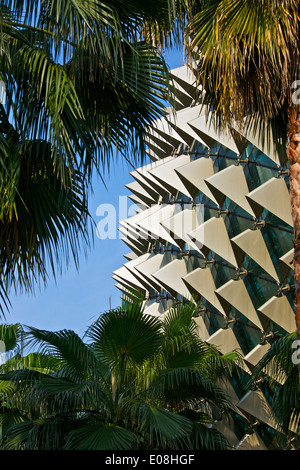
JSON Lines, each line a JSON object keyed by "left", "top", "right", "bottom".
{"left": 0, "top": 0, "right": 190, "bottom": 314}
{"left": 183, "top": 0, "right": 300, "bottom": 339}
{"left": 250, "top": 332, "right": 300, "bottom": 449}
{"left": 0, "top": 299, "right": 240, "bottom": 450}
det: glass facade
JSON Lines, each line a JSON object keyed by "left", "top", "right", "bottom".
{"left": 113, "top": 66, "right": 296, "bottom": 449}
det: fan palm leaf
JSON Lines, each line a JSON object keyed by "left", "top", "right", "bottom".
{"left": 0, "top": 0, "right": 178, "bottom": 315}
{"left": 0, "top": 299, "right": 240, "bottom": 449}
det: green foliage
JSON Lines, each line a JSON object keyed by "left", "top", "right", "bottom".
{"left": 250, "top": 332, "right": 300, "bottom": 449}
{"left": 183, "top": 0, "right": 299, "bottom": 161}
{"left": 0, "top": 300, "right": 241, "bottom": 450}
{"left": 0, "top": 323, "right": 23, "bottom": 354}
{"left": 0, "top": 0, "right": 184, "bottom": 314}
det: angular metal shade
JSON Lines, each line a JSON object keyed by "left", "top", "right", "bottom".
{"left": 231, "top": 228, "right": 279, "bottom": 281}
{"left": 183, "top": 267, "right": 226, "bottom": 317}
{"left": 246, "top": 177, "right": 292, "bottom": 226}
{"left": 257, "top": 295, "right": 296, "bottom": 333}
{"left": 189, "top": 217, "right": 239, "bottom": 268}
{"left": 215, "top": 279, "right": 263, "bottom": 330}
{"left": 152, "top": 258, "right": 194, "bottom": 300}
{"left": 205, "top": 164, "right": 255, "bottom": 216}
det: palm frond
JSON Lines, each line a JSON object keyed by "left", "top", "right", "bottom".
{"left": 186, "top": 0, "right": 299, "bottom": 128}
{"left": 86, "top": 303, "right": 162, "bottom": 368}
{"left": 25, "top": 327, "right": 97, "bottom": 381}
{"left": 124, "top": 398, "right": 193, "bottom": 449}
{"left": 65, "top": 419, "right": 136, "bottom": 450}
{"left": 0, "top": 323, "right": 23, "bottom": 353}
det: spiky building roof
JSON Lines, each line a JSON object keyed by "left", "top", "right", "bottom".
{"left": 113, "top": 65, "right": 296, "bottom": 450}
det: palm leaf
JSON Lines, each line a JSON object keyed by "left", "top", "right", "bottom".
{"left": 87, "top": 304, "right": 162, "bottom": 368}
{"left": 65, "top": 420, "right": 136, "bottom": 450}
{"left": 0, "top": 323, "right": 23, "bottom": 353}
{"left": 177, "top": 419, "right": 229, "bottom": 450}
{"left": 25, "top": 327, "right": 97, "bottom": 381}
{"left": 186, "top": 0, "right": 299, "bottom": 127}
{"left": 122, "top": 397, "right": 193, "bottom": 448}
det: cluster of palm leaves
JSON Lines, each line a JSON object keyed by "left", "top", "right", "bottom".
{"left": 0, "top": 299, "right": 243, "bottom": 450}
{"left": 3, "top": 0, "right": 298, "bottom": 314}
{"left": 2, "top": 0, "right": 298, "bottom": 297}
{"left": 1, "top": 0, "right": 300, "bottom": 450}
{"left": 0, "top": 299, "right": 300, "bottom": 450}
{"left": 0, "top": 0, "right": 195, "bottom": 313}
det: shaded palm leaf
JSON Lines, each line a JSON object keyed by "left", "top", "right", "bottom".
{"left": 0, "top": 0, "right": 176, "bottom": 313}
{"left": 87, "top": 306, "right": 162, "bottom": 368}
{"left": 65, "top": 420, "right": 136, "bottom": 450}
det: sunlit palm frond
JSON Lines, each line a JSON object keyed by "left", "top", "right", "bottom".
{"left": 0, "top": 0, "right": 176, "bottom": 313}
{"left": 86, "top": 303, "right": 162, "bottom": 369}
{"left": 0, "top": 297, "right": 237, "bottom": 449}
{"left": 186, "top": 0, "right": 299, "bottom": 128}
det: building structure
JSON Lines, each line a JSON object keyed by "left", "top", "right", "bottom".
{"left": 112, "top": 65, "right": 296, "bottom": 449}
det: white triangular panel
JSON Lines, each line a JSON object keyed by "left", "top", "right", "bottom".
{"left": 123, "top": 253, "right": 154, "bottom": 290}
{"left": 160, "top": 207, "right": 204, "bottom": 251}
{"left": 152, "top": 258, "right": 194, "bottom": 300}
{"left": 165, "top": 104, "right": 209, "bottom": 147}
{"left": 148, "top": 123, "right": 184, "bottom": 149}
{"left": 235, "top": 432, "right": 269, "bottom": 450}
{"left": 134, "top": 253, "right": 168, "bottom": 292}
{"left": 258, "top": 295, "right": 296, "bottom": 333}
{"left": 144, "top": 302, "right": 168, "bottom": 319}
{"left": 112, "top": 266, "right": 147, "bottom": 292}
{"left": 175, "top": 157, "right": 218, "bottom": 203}
{"left": 125, "top": 181, "right": 156, "bottom": 206}
{"left": 206, "top": 327, "right": 250, "bottom": 373}
{"left": 279, "top": 248, "right": 294, "bottom": 281}
{"left": 231, "top": 121, "right": 282, "bottom": 166}
{"left": 189, "top": 217, "right": 238, "bottom": 268}
{"left": 129, "top": 170, "right": 161, "bottom": 201}
{"left": 237, "top": 390, "right": 278, "bottom": 430}
{"left": 123, "top": 252, "right": 138, "bottom": 261}
{"left": 213, "top": 415, "right": 241, "bottom": 447}
{"left": 205, "top": 165, "right": 255, "bottom": 216}
{"left": 135, "top": 204, "right": 180, "bottom": 247}
{"left": 231, "top": 229, "right": 279, "bottom": 281}
{"left": 243, "top": 343, "right": 270, "bottom": 370}
{"left": 246, "top": 177, "right": 292, "bottom": 226}
{"left": 135, "top": 156, "right": 174, "bottom": 196}
{"left": 169, "top": 65, "right": 197, "bottom": 91}
{"left": 215, "top": 279, "right": 263, "bottom": 330}
{"left": 120, "top": 237, "right": 145, "bottom": 256}
{"left": 194, "top": 315, "right": 210, "bottom": 341}
{"left": 188, "top": 112, "right": 240, "bottom": 155}
{"left": 244, "top": 343, "right": 286, "bottom": 384}
{"left": 182, "top": 267, "right": 226, "bottom": 317}
{"left": 149, "top": 154, "right": 193, "bottom": 197}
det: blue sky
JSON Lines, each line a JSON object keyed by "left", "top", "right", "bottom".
{"left": 6, "top": 47, "right": 185, "bottom": 336}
